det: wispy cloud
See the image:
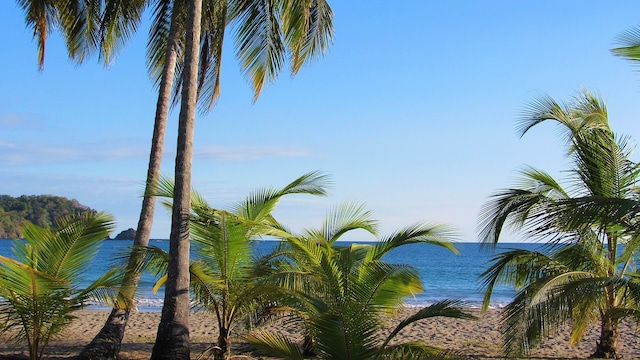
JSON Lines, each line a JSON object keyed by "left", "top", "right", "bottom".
{"left": 0, "top": 140, "right": 147, "bottom": 166}
{"left": 1, "top": 140, "right": 313, "bottom": 167}
{"left": 194, "top": 145, "right": 312, "bottom": 162}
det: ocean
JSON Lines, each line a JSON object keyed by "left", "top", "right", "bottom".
{"left": 0, "top": 239, "right": 540, "bottom": 311}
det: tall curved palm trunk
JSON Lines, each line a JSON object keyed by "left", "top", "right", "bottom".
{"left": 150, "top": 0, "right": 202, "bottom": 357}
{"left": 77, "top": 8, "right": 181, "bottom": 360}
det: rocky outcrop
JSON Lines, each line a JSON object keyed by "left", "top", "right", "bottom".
{"left": 114, "top": 228, "right": 136, "bottom": 240}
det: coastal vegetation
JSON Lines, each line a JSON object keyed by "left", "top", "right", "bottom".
{"left": 478, "top": 89, "right": 640, "bottom": 359}
{"left": 0, "top": 212, "right": 125, "bottom": 360}
{"left": 0, "top": 195, "right": 97, "bottom": 239}
{"left": 138, "top": 173, "right": 473, "bottom": 360}
{"left": 247, "top": 204, "right": 474, "bottom": 360}
{"left": 147, "top": 172, "right": 330, "bottom": 360}
{"left": 9, "top": 1, "right": 640, "bottom": 360}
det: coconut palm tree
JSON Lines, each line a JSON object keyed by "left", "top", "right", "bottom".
{"left": 138, "top": 171, "right": 329, "bottom": 359}
{"left": 154, "top": 1, "right": 334, "bottom": 357}
{"left": 478, "top": 89, "right": 640, "bottom": 358}
{"left": 0, "top": 212, "right": 123, "bottom": 360}
{"left": 73, "top": 1, "right": 334, "bottom": 358}
{"left": 247, "top": 204, "right": 474, "bottom": 360}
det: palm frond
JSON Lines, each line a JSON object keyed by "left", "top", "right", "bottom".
{"left": 99, "top": 0, "right": 147, "bottom": 64}
{"left": 612, "top": 26, "right": 640, "bottom": 63}
{"left": 379, "top": 300, "right": 476, "bottom": 351}
{"left": 314, "top": 202, "right": 378, "bottom": 244}
{"left": 244, "top": 329, "right": 305, "bottom": 360}
{"left": 231, "top": 0, "right": 286, "bottom": 101}
{"left": 369, "top": 223, "right": 458, "bottom": 261}
{"left": 376, "top": 342, "right": 466, "bottom": 360}
{"left": 146, "top": 0, "right": 177, "bottom": 86}
{"left": 281, "top": 0, "right": 334, "bottom": 74}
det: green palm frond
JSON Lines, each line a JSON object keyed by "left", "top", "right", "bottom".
{"left": 99, "top": 0, "right": 147, "bottom": 64}
{"left": 309, "top": 309, "right": 379, "bottom": 360}
{"left": 58, "top": 0, "right": 102, "bottom": 64}
{"left": 480, "top": 249, "right": 560, "bottom": 310}
{"left": 244, "top": 330, "right": 305, "bottom": 360}
{"left": 170, "top": 0, "right": 230, "bottom": 113}
{"left": 376, "top": 342, "right": 466, "bottom": 360}
{"left": 231, "top": 0, "right": 286, "bottom": 101}
{"left": 368, "top": 223, "right": 458, "bottom": 261}
{"left": 20, "top": 213, "right": 114, "bottom": 284}
{"left": 354, "top": 261, "right": 422, "bottom": 309}
{"left": 146, "top": 0, "right": 178, "bottom": 87}
{"left": 76, "top": 266, "right": 129, "bottom": 310}
{"left": 612, "top": 26, "right": 640, "bottom": 62}
{"left": 478, "top": 166, "right": 572, "bottom": 247}
{"left": 282, "top": 0, "right": 334, "bottom": 74}
{"left": 316, "top": 202, "right": 378, "bottom": 245}
{"left": 194, "top": 0, "right": 227, "bottom": 111}
{"left": 379, "top": 300, "right": 476, "bottom": 352}
{"left": 517, "top": 89, "right": 611, "bottom": 150}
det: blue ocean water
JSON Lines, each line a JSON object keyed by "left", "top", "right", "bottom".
{"left": 0, "top": 239, "right": 540, "bottom": 311}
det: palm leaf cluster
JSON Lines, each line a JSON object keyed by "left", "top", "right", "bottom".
{"left": 478, "top": 89, "right": 640, "bottom": 358}
{"left": 140, "top": 174, "right": 474, "bottom": 359}
{"left": 0, "top": 213, "right": 123, "bottom": 360}
{"left": 142, "top": 171, "right": 330, "bottom": 359}
{"left": 247, "top": 204, "right": 473, "bottom": 360}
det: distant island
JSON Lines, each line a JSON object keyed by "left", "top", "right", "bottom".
{"left": 113, "top": 228, "right": 137, "bottom": 240}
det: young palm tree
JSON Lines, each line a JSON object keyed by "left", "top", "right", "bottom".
{"left": 478, "top": 89, "right": 640, "bottom": 358}
{"left": 139, "top": 171, "right": 329, "bottom": 360}
{"left": 247, "top": 204, "right": 474, "bottom": 360}
{"left": 0, "top": 212, "right": 123, "bottom": 360}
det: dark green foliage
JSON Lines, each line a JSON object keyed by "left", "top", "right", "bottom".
{"left": 0, "top": 195, "right": 98, "bottom": 239}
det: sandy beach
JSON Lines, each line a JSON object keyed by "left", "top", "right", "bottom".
{"left": 1, "top": 307, "right": 639, "bottom": 359}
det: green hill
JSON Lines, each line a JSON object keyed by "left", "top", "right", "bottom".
{"left": 0, "top": 195, "right": 98, "bottom": 239}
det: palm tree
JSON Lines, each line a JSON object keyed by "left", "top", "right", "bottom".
{"left": 478, "top": 89, "right": 640, "bottom": 358}
{"left": 248, "top": 204, "right": 474, "bottom": 360}
{"left": 75, "top": 1, "right": 334, "bottom": 358}
{"left": 0, "top": 212, "right": 123, "bottom": 360}
{"left": 140, "top": 172, "right": 330, "bottom": 359}
{"left": 154, "top": 1, "right": 335, "bottom": 357}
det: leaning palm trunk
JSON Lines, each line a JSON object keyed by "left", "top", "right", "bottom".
{"left": 150, "top": 0, "right": 202, "bottom": 357}
{"left": 77, "top": 8, "right": 181, "bottom": 360}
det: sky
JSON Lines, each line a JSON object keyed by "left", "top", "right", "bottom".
{"left": 2, "top": 1, "right": 640, "bottom": 242}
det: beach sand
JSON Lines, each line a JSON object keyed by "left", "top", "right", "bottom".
{"left": 1, "top": 308, "right": 639, "bottom": 359}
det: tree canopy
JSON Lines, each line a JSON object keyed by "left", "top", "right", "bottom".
{"left": 0, "top": 195, "right": 98, "bottom": 239}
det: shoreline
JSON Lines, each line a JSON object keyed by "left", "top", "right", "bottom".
{"left": 2, "top": 308, "right": 640, "bottom": 359}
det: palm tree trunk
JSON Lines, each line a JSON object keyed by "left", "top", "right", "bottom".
{"left": 150, "top": 0, "right": 202, "bottom": 357}
{"left": 76, "top": 8, "right": 181, "bottom": 360}
{"left": 591, "top": 312, "right": 620, "bottom": 359}
{"left": 213, "top": 327, "right": 230, "bottom": 360}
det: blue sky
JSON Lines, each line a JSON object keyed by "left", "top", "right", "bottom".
{"left": 2, "top": 1, "right": 640, "bottom": 242}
